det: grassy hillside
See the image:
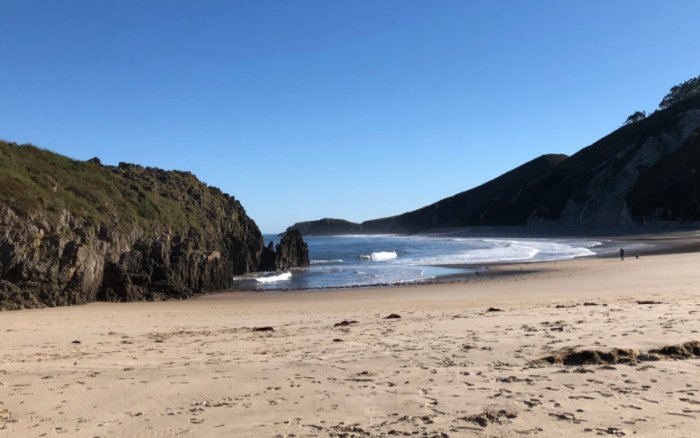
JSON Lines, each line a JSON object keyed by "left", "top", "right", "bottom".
{"left": 0, "top": 141, "right": 245, "bottom": 237}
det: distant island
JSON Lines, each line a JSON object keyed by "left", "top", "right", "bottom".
{"left": 288, "top": 75, "right": 700, "bottom": 235}
{"left": 0, "top": 144, "right": 309, "bottom": 310}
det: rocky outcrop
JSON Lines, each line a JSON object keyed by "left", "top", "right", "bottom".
{"left": 286, "top": 218, "right": 363, "bottom": 236}
{"left": 0, "top": 143, "right": 308, "bottom": 310}
{"left": 0, "top": 202, "right": 261, "bottom": 310}
{"left": 258, "top": 229, "right": 309, "bottom": 271}
{"left": 274, "top": 229, "right": 310, "bottom": 270}
{"left": 258, "top": 242, "right": 278, "bottom": 273}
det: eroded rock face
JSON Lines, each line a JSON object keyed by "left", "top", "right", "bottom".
{"left": 548, "top": 109, "right": 700, "bottom": 226}
{"left": 257, "top": 229, "right": 310, "bottom": 271}
{"left": 0, "top": 204, "right": 264, "bottom": 309}
{"left": 275, "top": 229, "right": 310, "bottom": 271}
{"left": 0, "top": 152, "right": 309, "bottom": 310}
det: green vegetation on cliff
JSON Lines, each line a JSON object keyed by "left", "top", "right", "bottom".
{"left": 659, "top": 74, "right": 700, "bottom": 110}
{"left": 0, "top": 141, "right": 244, "bottom": 237}
{"left": 0, "top": 141, "right": 309, "bottom": 310}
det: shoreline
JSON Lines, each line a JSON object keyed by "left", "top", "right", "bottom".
{"left": 228, "top": 229, "right": 700, "bottom": 295}
{"left": 2, "top": 245, "right": 700, "bottom": 436}
{"left": 287, "top": 224, "right": 700, "bottom": 239}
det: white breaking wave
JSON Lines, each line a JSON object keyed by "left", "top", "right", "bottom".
{"left": 255, "top": 272, "right": 292, "bottom": 283}
{"left": 389, "top": 239, "right": 597, "bottom": 266}
{"left": 249, "top": 234, "right": 605, "bottom": 290}
{"left": 459, "top": 245, "right": 540, "bottom": 263}
{"left": 310, "top": 259, "right": 344, "bottom": 265}
{"left": 481, "top": 239, "right": 596, "bottom": 261}
{"left": 360, "top": 251, "right": 398, "bottom": 261}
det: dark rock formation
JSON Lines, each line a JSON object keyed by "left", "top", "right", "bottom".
{"left": 0, "top": 142, "right": 308, "bottom": 310}
{"left": 257, "top": 241, "right": 277, "bottom": 272}
{"left": 274, "top": 229, "right": 310, "bottom": 270}
{"left": 258, "top": 229, "right": 310, "bottom": 271}
{"left": 285, "top": 218, "right": 363, "bottom": 236}
{"left": 289, "top": 94, "right": 700, "bottom": 235}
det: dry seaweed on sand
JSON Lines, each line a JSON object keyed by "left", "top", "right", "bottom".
{"left": 461, "top": 408, "right": 518, "bottom": 427}
{"left": 539, "top": 341, "right": 700, "bottom": 366}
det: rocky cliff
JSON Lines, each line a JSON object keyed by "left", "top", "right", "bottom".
{"left": 288, "top": 94, "right": 700, "bottom": 235}
{"left": 627, "top": 128, "right": 700, "bottom": 222}
{"left": 259, "top": 229, "right": 310, "bottom": 271}
{"left": 518, "top": 96, "right": 700, "bottom": 226}
{"left": 0, "top": 142, "right": 308, "bottom": 310}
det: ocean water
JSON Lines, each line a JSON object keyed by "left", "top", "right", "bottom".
{"left": 232, "top": 234, "right": 605, "bottom": 291}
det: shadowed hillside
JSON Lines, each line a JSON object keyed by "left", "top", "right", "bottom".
{"left": 289, "top": 89, "right": 700, "bottom": 235}
{"left": 513, "top": 94, "right": 700, "bottom": 226}
{"left": 362, "top": 154, "right": 568, "bottom": 233}
{"left": 628, "top": 127, "right": 700, "bottom": 222}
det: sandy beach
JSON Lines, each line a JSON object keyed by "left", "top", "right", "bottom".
{"left": 2, "top": 251, "right": 700, "bottom": 437}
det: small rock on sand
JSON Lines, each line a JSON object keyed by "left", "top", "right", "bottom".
{"left": 252, "top": 326, "right": 274, "bottom": 332}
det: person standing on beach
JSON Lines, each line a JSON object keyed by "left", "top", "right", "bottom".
{"left": 620, "top": 248, "right": 625, "bottom": 261}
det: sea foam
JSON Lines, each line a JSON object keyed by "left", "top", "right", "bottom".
{"left": 360, "top": 251, "right": 398, "bottom": 261}
{"left": 310, "top": 259, "right": 344, "bottom": 265}
{"left": 253, "top": 233, "right": 604, "bottom": 290}
{"left": 255, "top": 272, "right": 292, "bottom": 283}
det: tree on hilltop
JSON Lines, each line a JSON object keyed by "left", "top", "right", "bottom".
{"left": 659, "top": 74, "right": 700, "bottom": 110}
{"left": 623, "top": 110, "right": 646, "bottom": 125}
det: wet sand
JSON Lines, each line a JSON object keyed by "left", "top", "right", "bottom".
{"left": 2, "top": 251, "right": 700, "bottom": 437}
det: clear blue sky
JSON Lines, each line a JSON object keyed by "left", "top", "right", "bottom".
{"left": 1, "top": 1, "right": 699, "bottom": 232}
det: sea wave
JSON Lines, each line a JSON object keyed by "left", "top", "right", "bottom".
{"left": 389, "top": 239, "right": 598, "bottom": 265}
{"left": 255, "top": 272, "right": 292, "bottom": 283}
{"left": 476, "top": 239, "right": 595, "bottom": 262}
{"left": 465, "top": 245, "right": 540, "bottom": 262}
{"left": 310, "top": 259, "right": 344, "bottom": 265}
{"left": 251, "top": 234, "right": 604, "bottom": 290}
{"left": 360, "top": 251, "right": 398, "bottom": 261}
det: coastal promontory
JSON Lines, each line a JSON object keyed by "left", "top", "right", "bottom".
{"left": 0, "top": 142, "right": 308, "bottom": 310}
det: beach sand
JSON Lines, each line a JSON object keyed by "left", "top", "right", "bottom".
{"left": 2, "top": 252, "right": 700, "bottom": 437}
